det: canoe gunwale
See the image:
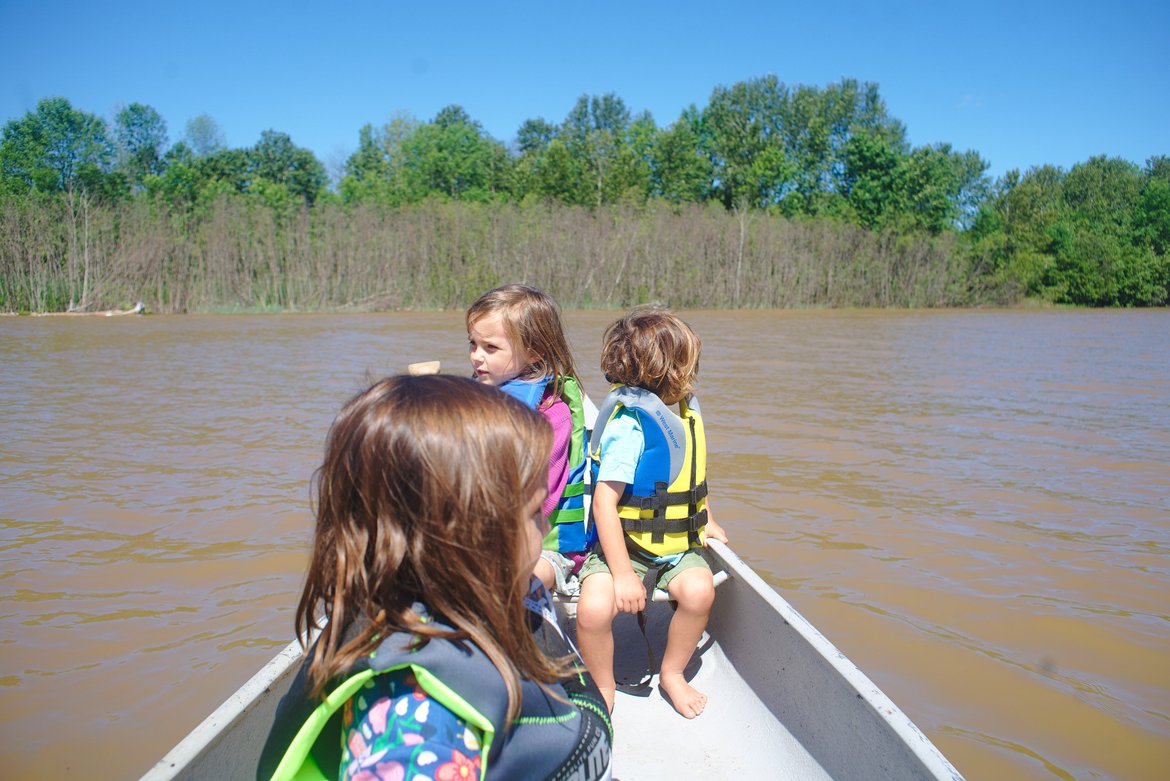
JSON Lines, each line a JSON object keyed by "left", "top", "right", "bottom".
{"left": 139, "top": 634, "right": 312, "bottom": 781}
{"left": 704, "top": 539, "right": 963, "bottom": 781}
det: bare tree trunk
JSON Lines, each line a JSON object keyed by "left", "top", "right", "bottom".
{"left": 65, "top": 189, "right": 79, "bottom": 310}
{"left": 733, "top": 199, "right": 751, "bottom": 307}
{"left": 80, "top": 190, "right": 92, "bottom": 310}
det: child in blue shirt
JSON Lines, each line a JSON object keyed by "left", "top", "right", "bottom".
{"left": 576, "top": 308, "right": 727, "bottom": 718}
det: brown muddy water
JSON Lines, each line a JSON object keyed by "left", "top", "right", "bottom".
{"left": 1, "top": 309, "right": 1168, "bottom": 780}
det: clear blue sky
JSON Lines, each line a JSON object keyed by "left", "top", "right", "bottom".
{"left": 2, "top": 0, "right": 1166, "bottom": 183}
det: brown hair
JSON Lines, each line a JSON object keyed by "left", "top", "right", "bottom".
{"left": 295, "top": 374, "right": 568, "bottom": 721}
{"left": 600, "top": 307, "right": 701, "bottom": 405}
{"left": 466, "top": 284, "right": 579, "bottom": 399}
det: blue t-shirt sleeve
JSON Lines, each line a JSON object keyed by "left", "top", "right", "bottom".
{"left": 596, "top": 408, "right": 643, "bottom": 485}
{"left": 340, "top": 669, "right": 483, "bottom": 781}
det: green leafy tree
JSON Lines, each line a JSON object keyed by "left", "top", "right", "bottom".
{"left": 148, "top": 141, "right": 199, "bottom": 202}
{"left": 983, "top": 166, "right": 1067, "bottom": 296}
{"left": 339, "top": 115, "right": 419, "bottom": 205}
{"left": 1136, "top": 156, "right": 1170, "bottom": 256}
{"left": 512, "top": 118, "right": 558, "bottom": 200}
{"left": 341, "top": 108, "right": 509, "bottom": 204}
{"left": 0, "top": 97, "right": 118, "bottom": 198}
{"left": 979, "top": 156, "right": 1166, "bottom": 306}
{"left": 560, "top": 93, "right": 644, "bottom": 206}
{"left": 903, "top": 144, "right": 989, "bottom": 233}
{"left": 773, "top": 83, "right": 827, "bottom": 211}
{"left": 516, "top": 118, "right": 557, "bottom": 156}
{"left": 1047, "top": 156, "right": 1162, "bottom": 305}
{"left": 623, "top": 110, "right": 657, "bottom": 201}
{"left": 113, "top": 102, "right": 168, "bottom": 190}
{"left": 1046, "top": 220, "right": 1141, "bottom": 305}
{"left": 183, "top": 113, "right": 226, "bottom": 157}
{"left": 783, "top": 78, "right": 905, "bottom": 210}
{"left": 247, "top": 130, "right": 327, "bottom": 205}
{"left": 649, "top": 109, "right": 712, "bottom": 204}
{"left": 397, "top": 105, "right": 511, "bottom": 202}
{"left": 1061, "top": 155, "right": 1141, "bottom": 234}
{"left": 525, "top": 138, "right": 586, "bottom": 204}
{"left": 199, "top": 148, "right": 251, "bottom": 193}
{"left": 149, "top": 144, "right": 251, "bottom": 206}
{"left": 699, "top": 76, "right": 792, "bottom": 209}
{"left": 0, "top": 97, "right": 125, "bottom": 310}
{"left": 842, "top": 129, "right": 909, "bottom": 228}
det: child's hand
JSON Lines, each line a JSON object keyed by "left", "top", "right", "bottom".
{"left": 704, "top": 517, "right": 728, "bottom": 544}
{"left": 614, "top": 571, "right": 646, "bottom": 613}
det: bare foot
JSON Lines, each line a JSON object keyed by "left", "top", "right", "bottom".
{"left": 658, "top": 672, "right": 707, "bottom": 718}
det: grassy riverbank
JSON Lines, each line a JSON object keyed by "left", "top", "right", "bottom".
{"left": 1, "top": 198, "right": 1013, "bottom": 314}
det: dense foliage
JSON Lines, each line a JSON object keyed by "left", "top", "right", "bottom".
{"left": 1, "top": 79, "right": 1166, "bottom": 312}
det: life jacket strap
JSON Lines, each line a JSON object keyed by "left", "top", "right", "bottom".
{"left": 618, "top": 480, "right": 708, "bottom": 511}
{"left": 618, "top": 480, "right": 709, "bottom": 544}
{"left": 621, "top": 509, "right": 708, "bottom": 545}
{"left": 615, "top": 545, "right": 722, "bottom": 697}
{"left": 615, "top": 560, "right": 668, "bottom": 698}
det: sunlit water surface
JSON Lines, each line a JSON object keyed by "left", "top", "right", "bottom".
{"left": 1, "top": 309, "right": 1168, "bottom": 780}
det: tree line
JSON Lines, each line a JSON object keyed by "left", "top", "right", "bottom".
{"left": 1, "top": 76, "right": 1166, "bottom": 312}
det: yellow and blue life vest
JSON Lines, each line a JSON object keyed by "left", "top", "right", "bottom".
{"left": 588, "top": 385, "right": 708, "bottom": 557}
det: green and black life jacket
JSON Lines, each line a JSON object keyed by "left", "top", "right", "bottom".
{"left": 258, "top": 602, "right": 611, "bottom": 781}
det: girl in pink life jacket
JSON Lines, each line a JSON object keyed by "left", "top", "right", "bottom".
{"left": 467, "top": 284, "right": 591, "bottom": 595}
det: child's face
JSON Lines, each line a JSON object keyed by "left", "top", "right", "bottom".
{"left": 468, "top": 313, "right": 533, "bottom": 387}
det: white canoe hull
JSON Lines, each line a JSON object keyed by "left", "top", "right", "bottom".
{"left": 141, "top": 539, "right": 961, "bottom": 780}
{"left": 606, "top": 540, "right": 962, "bottom": 780}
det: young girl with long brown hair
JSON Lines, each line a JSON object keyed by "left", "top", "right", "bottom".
{"left": 466, "top": 284, "right": 591, "bottom": 597}
{"left": 259, "top": 374, "right": 611, "bottom": 781}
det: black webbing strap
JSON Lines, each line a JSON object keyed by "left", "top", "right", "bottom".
{"left": 618, "top": 481, "right": 708, "bottom": 511}
{"left": 618, "top": 480, "right": 708, "bottom": 544}
{"left": 614, "top": 559, "right": 665, "bottom": 697}
{"left": 621, "top": 508, "right": 708, "bottom": 544}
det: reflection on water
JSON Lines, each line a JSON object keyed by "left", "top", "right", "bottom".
{"left": 2, "top": 309, "right": 1168, "bottom": 780}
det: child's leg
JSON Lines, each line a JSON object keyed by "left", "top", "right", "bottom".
{"left": 575, "top": 572, "right": 618, "bottom": 711}
{"left": 660, "top": 565, "right": 716, "bottom": 718}
{"left": 533, "top": 555, "right": 556, "bottom": 591}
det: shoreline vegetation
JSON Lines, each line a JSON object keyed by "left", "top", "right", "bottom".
{"left": 2, "top": 198, "right": 995, "bottom": 314}
{"left": 3, "top": 79, "right": 1167, "bottom": 313}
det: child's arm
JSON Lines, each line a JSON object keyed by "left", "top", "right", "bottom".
{"left": 704, "top": 498, "right": 729, "bottom": 543}
{"left": 592, "top": 479, "right": 646, "bottom": 614}
{"left": 342, "top": 669, "right": 482, "bottom": 780}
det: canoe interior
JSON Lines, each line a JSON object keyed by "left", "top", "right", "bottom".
{"left": 140, "top": 540, "right": 961, "bottom": 781}
{"left": 603, "top": 540, "right": 962, "bottom": 780}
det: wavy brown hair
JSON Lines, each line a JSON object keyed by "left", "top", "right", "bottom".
{"left": 466, "top": 283, "right": 580, "bottom": 400}
{"left": 295, "top": 374, "right": 568, "bottom": 721}
{"left": 600, "top": 307, "right": 701, "bottom": 405}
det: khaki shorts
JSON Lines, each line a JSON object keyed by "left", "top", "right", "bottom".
{"left": 578, "top": 547, "right": 710, "bottom": 592}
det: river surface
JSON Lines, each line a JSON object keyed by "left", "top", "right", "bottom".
{"left": 1, "top": 309, "right": 1168, "bottom": 780}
